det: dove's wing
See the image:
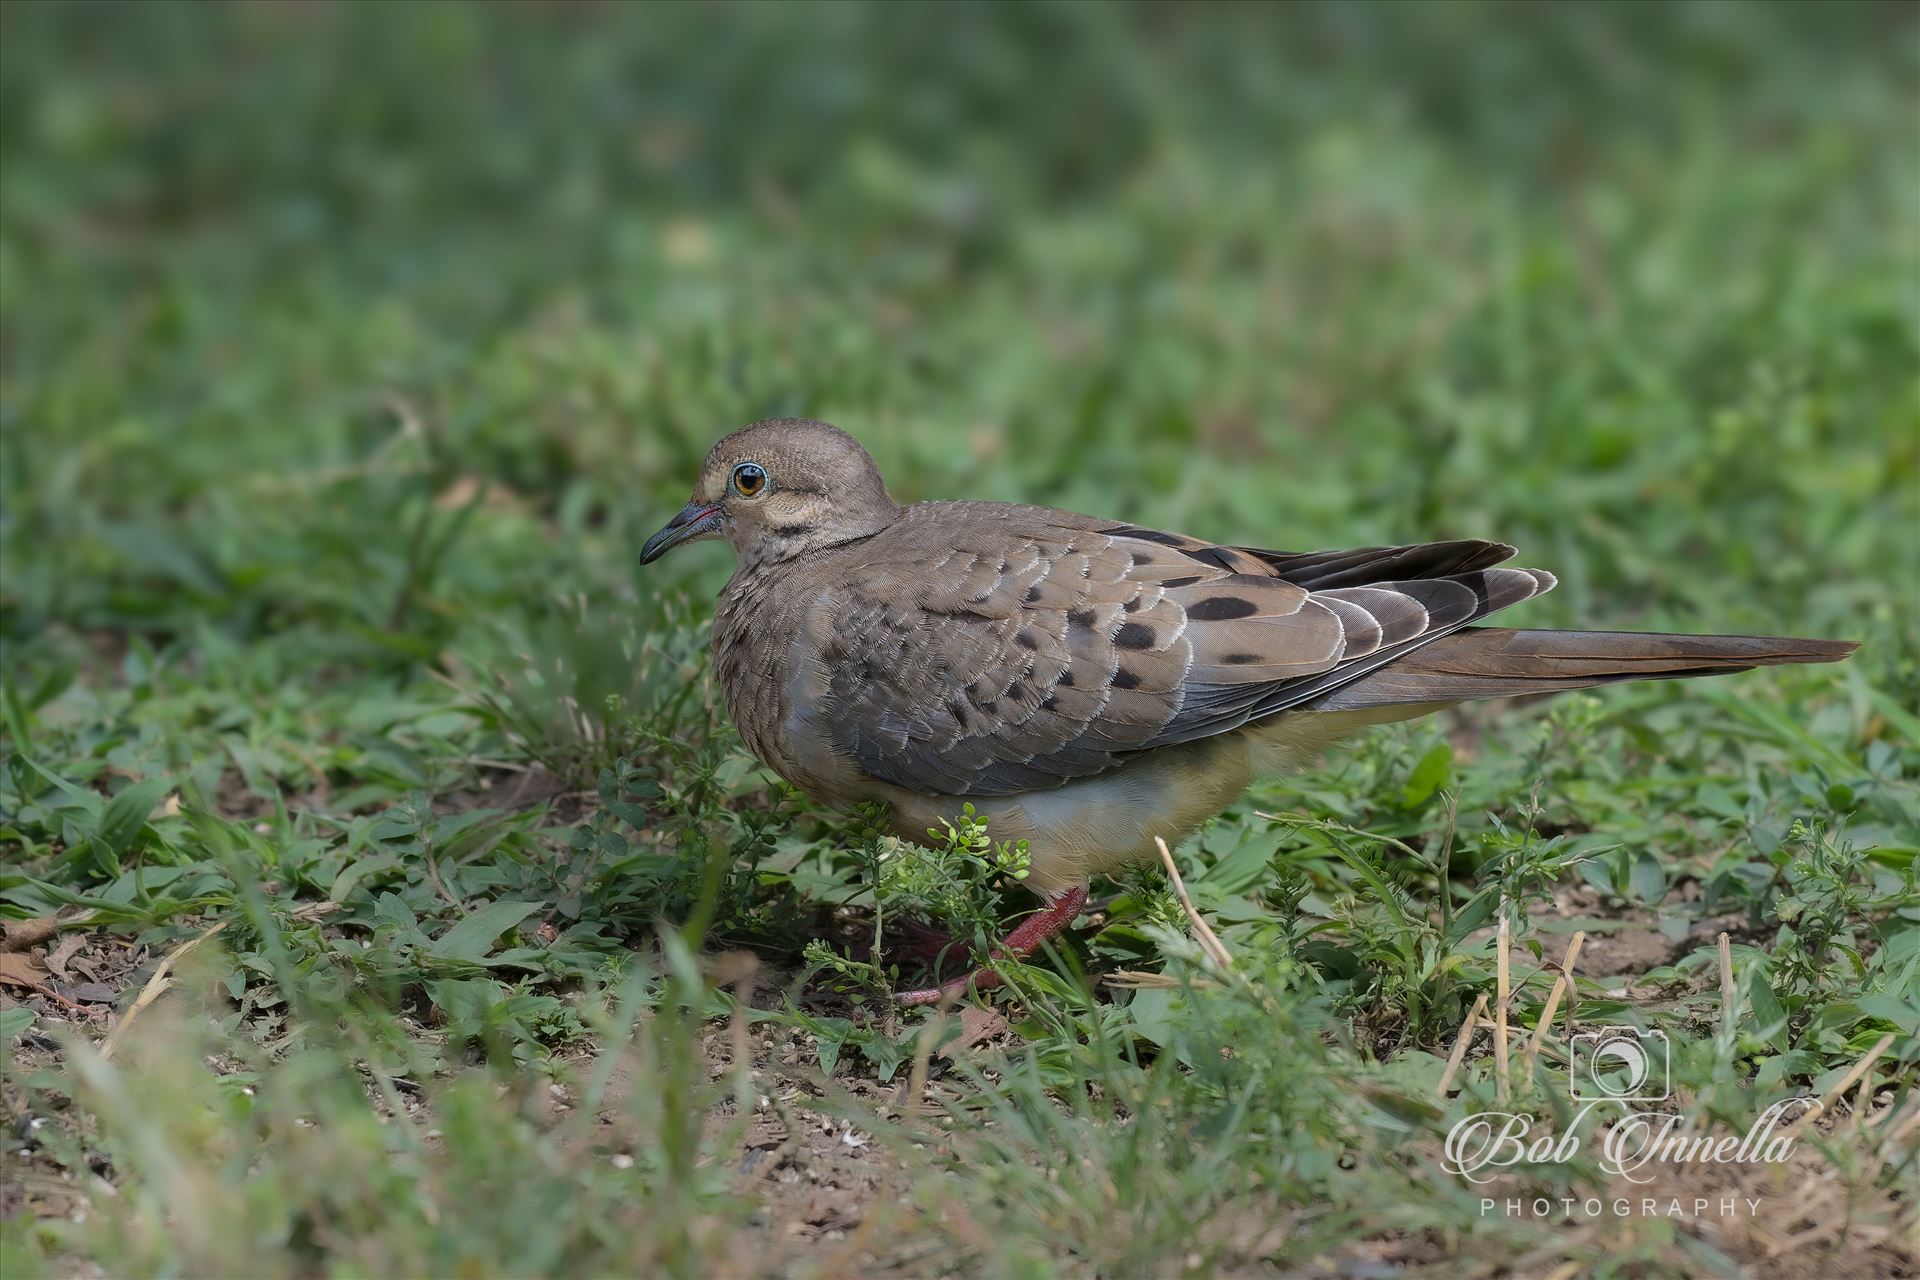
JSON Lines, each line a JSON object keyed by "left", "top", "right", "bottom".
{"left": 811, "top": 503, "right": 1552, "bottom": 797}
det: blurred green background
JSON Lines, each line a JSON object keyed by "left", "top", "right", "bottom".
{"left": 3, "top": 0, "right": 1913, "bottom": 668}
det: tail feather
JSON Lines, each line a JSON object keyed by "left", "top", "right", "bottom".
{"left": 1304, "top": 628, "right": 1858, "bottom": 711}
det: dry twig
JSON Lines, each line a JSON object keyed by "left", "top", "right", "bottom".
{"left": 0, "top": 917, "right": 60, "bottom": 953}
{"left": 1155, "top": 836, "right": 1234, "bottom": 970}
{"left": 1494, "top": 904, "right": 1511, "bottom": 1103}
{"left": 1718, "top": 932, "right": 1738, "bottom": 1027}
{"left": 100, "top": 922, "right": 228, "bottom": 1061}
{"left": 902, "top": 984, "right": 966, "bottom": 1113}
{"left": 1793, "top": 1033, "right": 1897, "bottom": 1130}
{"left": 1436, "top": 991, "right": 1490, "bottom": 1096}
{"left": 1522, "top": 929, "right": 1585, "bottom": 1083}
{"left": 1103, "top": 970, "right": 1213, "bottom": 991}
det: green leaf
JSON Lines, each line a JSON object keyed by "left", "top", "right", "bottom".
{"left": 429, "top": 900, "right": 542, "bottom": 962}
{"left": 1628, "top": 851, "right": 1667, "bottom": 906}
{"left": 1852, "top": 994, "right": 1920, "bottom": 1035}
{"left": 373, "top": 891, "right": 419, "bottom": 933}
{"left": 329, "top": 852, "right": 401, "bottom": 903}
{"left": 12, "top": 756, "right": 101, "bottom": 813}
{"left": 426, "top": 977, "right": 506, "bottom": 1024}
{"left": 800, "top": 1014, "right": 853, "bottom": 1075}
{"left": 856, "top": 1029, "right": 913, "bottom": 1083}
{"left": 96, "top": 778, "right": 171, "bottom": 862}
{"left": 1399, "top": 741, "right": 1453, "bottom": 809}
{"left": 1195, "top": 833, "right": 1278, "bottom": 894}
{"left": 1322, "top": 838, "right": 1416, "bottom": 932}
{"left": 1577, "top": 856, "right": 1620, "bottom": 898}
{"left": 1693, "top": 783, "right": 1742, "bottom": 820}
{"left": 1124, "top": 986, "right": 1185, "bottom": 1048}
{"left": 1746, "top": 972, "right": 1792, "bottom": 1051}
{"left": 1753, "top": 1049, "right": 1824, "bottom": 1090}
{"left": 0, "top": 676, "right": 30, "bottom": 748}
{"left": 25, "top": 661, "right": 76, "bottom": 714}
{"left": 1445, "top": 889, "right": 1499, "bottom": 944}
{"left": 0, "top": 1008, "right": 35, "bottom": 1040}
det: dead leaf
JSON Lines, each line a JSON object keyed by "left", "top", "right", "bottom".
{"left": 0, "top": 951, "right": 50, "bottom": 992}
{"left": 1, "top": 918, "right": 59, "bottom": 953}
{"left": 434, "top": 473, "right": 483, "bottom": 511}
{"left": 45, "top": 934, "right": 87, "bottom": 980}
{"left": 940, "top": 1005, "right": 1009, "bottom": 1059}
{"left": 65, "top": 954, "right": 101, "bottom": 982}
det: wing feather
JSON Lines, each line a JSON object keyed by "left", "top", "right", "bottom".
{"left": 812, "top": 506, "right": 1555, "bottom": 796}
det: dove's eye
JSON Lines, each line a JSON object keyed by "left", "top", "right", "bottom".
{"left": 730, "top": 462, "right": 768, "bottom": 498}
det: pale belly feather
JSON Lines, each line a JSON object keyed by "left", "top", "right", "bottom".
{"left": 868, "top": 707, "right": 1428, "bottom": 896}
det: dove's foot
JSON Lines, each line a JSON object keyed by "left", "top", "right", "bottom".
{"left": 895, "top": 883, "right": 1089, "bottom": 1007}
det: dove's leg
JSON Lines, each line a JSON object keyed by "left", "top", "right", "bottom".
{"left": 895, "top": 883, "right": 1089, "bottom": 1007}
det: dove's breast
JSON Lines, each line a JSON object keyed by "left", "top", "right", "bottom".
{"left": 714, "top": 568, "right": 873, "bottom": 801}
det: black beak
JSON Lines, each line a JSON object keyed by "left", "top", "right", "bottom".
{"left": 640, "top": 501, "right": 722, "bottom": 565}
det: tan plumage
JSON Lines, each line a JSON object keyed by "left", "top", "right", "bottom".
{"left": 642, "top": 418, "right": 1857, "bottom": 1002}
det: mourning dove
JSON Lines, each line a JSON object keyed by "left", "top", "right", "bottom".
{"left": 642, "top": 418, "right": 1857, "bottom": 1004}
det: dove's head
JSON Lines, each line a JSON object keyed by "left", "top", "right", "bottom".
{"left": 641, "top": 418, "right": 901, "bottom": 568}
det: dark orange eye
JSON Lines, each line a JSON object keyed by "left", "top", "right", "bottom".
{"left": 730, "top": 462, "right": 768, "bottom": 498}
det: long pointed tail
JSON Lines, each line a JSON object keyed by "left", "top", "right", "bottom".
{"left": 1306, "top": 628, "right": 1858, "bottom": 711}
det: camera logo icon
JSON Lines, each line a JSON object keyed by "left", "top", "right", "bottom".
{"left": 1569, "top": 1028, "right": 1670, "bottom": 1103}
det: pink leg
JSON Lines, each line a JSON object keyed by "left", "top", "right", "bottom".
{"left": 895, "top": 884, "right": 1091, "bottom": 1007}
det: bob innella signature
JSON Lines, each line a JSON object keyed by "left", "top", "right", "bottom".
{"left": 1445, "top": 1098, "right": 1813, "bottom": 1187}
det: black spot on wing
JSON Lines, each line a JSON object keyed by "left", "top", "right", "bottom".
{"left": 1114, "top": 622, "right": 1156, "bottom": 650}
{"left": 1187, "top": 595, "right": 1259, "bottom": 621}
{"left": 1180, "top": 545, "right": 1242, "bottom": 570}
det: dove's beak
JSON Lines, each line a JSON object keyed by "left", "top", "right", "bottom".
{"left": 640, "top": 501, "right": 722, "bottom": 564}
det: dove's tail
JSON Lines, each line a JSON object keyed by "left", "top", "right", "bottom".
{"left": 1304, "top": 628, "right": 1858, "bottom": 712}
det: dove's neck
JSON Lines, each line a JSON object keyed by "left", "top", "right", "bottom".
{"left": 732, "top": 499, "right": 901, "bottom": 574}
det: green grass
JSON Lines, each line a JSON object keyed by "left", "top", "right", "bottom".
{"left": 2, "top": 2, "right": 1916, "bottom": 1276}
